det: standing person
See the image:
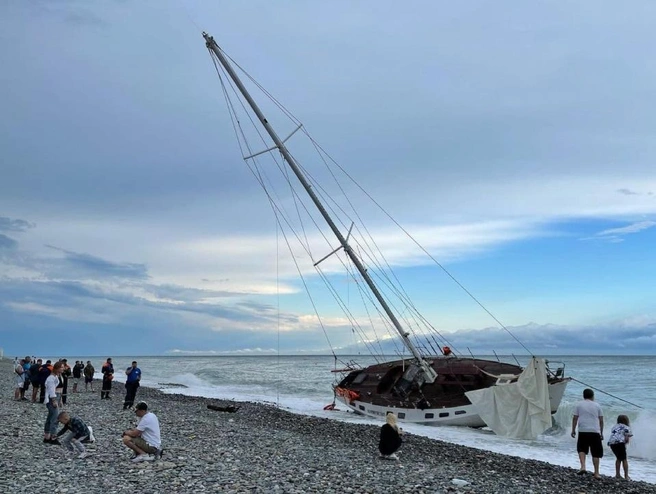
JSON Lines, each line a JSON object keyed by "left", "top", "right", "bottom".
{"left": 378, "top": 411, "right": 403, "bottom": 460}
{"left": 101, "top": 358, "right": 114, "bottom": 399}
{"left": 56, "top": 411, "right": 95, "bottom": 458}
{"left": 14, "top": 358, "right": 25, "bottom": 401}
{"left": 608, "top": 414, "right": 633, "bottom": 480}
{"left": 571, "top": 388, "right": 604, "bottom": 479}
{"left": 21, "top": 356, "right": 32, "bottom": 400}
{"left": 122, "top": 402, "right": 162, "bottom": 462}
{"left": 72, "top": 361, "right": 83, "bottom": 393}
{"left": 54, "top": 362, "right": 65, "bottom": 408}
{"left": 60, "top": 359, "right": 71, "bottom": 405}
{"left": 43, "top": 362, "right": 64, "bottom": 444}
{"left": 38, "top": 360, "right": 53, "bottom": 403}
{"left": 123, "top": 361, "right": 142, "bottom": 410}
{"left": 30, "top": 358, "right": 43, "bottom": 403}
{"left": 84, "top": 361, "right": 95, "bottom": 392}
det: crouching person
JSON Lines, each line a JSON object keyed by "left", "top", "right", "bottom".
{"left": 379, "top": 411, "right": 403, "bottom": 460}
{"left": 122, "top": 401, "right": 162, "bottom": 463}
{"left": 57, "top": 411, "right": 95, "bottom": 458}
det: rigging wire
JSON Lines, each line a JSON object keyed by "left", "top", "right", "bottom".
{"left": 216, "top": 48, "right": 463, "bottom": 358}
{"left": 208, "top": 48, "right": 339, "bottom": 358}
{"left": 220, "top": 50, "right": 469, "bottom": 356}
{"left": 206, "top": 39, "right": 651, "bottom": 418}
{"left": 276, "top": 222, "right": 280, "bottom": 408}
{"left": 570, "top": 377, "right": 643, "bottom": 409}
{"left": 215, "top": 47, "right": 463, "bottom": 358}
{"left": 303, "top": 135, "right": 532, "bottom": 355}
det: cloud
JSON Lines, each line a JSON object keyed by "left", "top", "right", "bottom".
{"left": 44, "top": 245, "right": 149, "bottom": 280}
{"left": 359, "top": 319, "right": 656, "bottom": 356}
{"left": 617, "top": 188, "right": 639, "bottom": 196}
{"left": 0, "top": 217, "right": 35, "bottom": 232}
{"left": 0, "top": 234, "right": 18, "bottom": 249}
{"left": 2, "top": 1, "right": 656, "bottom": 356}
{"left": 593, "top": 220, "right": 656, "bottom": 242}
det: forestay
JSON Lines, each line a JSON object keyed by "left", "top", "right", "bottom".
{"left": 465, "top": 357, "right": 552, "bottom": 439}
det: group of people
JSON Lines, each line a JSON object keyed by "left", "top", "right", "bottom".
{"left": 14, "top": 355, "right": 161, "bottom": 462}
{"left": 13, "top": 356, "right": 98, "bottom": 404}
{"left": 377, "top": 388, "right": 634, "bottom": 482}
{"left": 571, "top": 388, "right": 633, "bottom": 480}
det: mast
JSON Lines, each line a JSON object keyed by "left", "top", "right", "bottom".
{"left": 204, "top": 33, "right": 437, "bottom": 384}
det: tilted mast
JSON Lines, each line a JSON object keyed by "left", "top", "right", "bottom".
{"left": 204, "top": 33, "right": 437, "bottom": 384}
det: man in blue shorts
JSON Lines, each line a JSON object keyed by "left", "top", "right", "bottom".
{"left": 571, "top": 388, "right": 604, "bottom": 479}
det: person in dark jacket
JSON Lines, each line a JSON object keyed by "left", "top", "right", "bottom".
{"left": 379, "top": 412, "right": 403, "bottom": 460}
{"left": 72, "top": 361, "right": 84, "bottom": 393}
{"left": 60, "top": 359, "right": 72, "bottom": 404}
{"left": 38, "top": 360, "right": 53, "bottom": 404}
{"left": 84, "top": 361, "right": 95, "bottom": 392}
{"left": 101, "top": 358, "right": 114, "bottom": 399}
{"left": 29, "top": 359, "right": 43, "bottom": 403}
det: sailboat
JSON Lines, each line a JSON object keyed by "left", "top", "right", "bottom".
{"left": 202, "top": 33, "right": 571, "bottom": 439}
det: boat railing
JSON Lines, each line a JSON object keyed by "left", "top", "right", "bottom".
{"left": 545, "top": 359, "right": 566, "bottom": 379}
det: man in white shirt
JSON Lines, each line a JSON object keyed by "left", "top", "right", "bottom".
{"left": 122, "top": 401, "right": 162, "bottom": 463}
{"left": 571, "top": 388, "right": 604, "bottom": 479}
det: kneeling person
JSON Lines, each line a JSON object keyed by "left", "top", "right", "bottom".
{"left": 57, "top": 412, "right": 95, "bottom": 458}
{"left": 122, "top": 401, "right": 161, "bottom": 462}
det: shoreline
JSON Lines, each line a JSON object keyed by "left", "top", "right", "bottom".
{"left": 2, "top": 358, "right": 655, "bottom": 493}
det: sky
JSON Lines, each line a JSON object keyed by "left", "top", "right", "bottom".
{"left": 1, "top": 1, "right": 655, "bottom": 357}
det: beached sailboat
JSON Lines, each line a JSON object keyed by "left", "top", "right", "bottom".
{"left": 202, "top": 33, "right": 570, "bottom": 439}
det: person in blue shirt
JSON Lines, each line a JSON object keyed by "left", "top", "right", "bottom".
{"left": 123, "top": 361, "right": 142, "bottom": 410}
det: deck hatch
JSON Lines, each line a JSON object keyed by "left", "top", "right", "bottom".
{"left": 353, "top": 373, "right": 368, "bottom": 384}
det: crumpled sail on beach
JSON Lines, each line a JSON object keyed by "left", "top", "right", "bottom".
{"left": 465, "top": 357, "right": 552, "bottom": 439}
{"left": 202, "top": 32, "right": 571, "bottom": 435}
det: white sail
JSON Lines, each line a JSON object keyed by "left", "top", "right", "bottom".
{"left": 465, "top": 357, "right": 552, "bottom": 439}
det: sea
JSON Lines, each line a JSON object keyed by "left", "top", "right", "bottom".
{"left": 70, "top": 354, "right": 656, "bottom": 483}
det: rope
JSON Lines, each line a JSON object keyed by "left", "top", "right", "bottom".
{"left": 209, "top": 42, "right": 528, "bottom": 363}
{"left": 570, "top": 377, "right": 643, "bottom": 410}
{"left": 276, "top": 224, "right": 280, "bottom": 409}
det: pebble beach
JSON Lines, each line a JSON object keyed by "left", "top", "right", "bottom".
{"left": 1, "top": 357, "right": 655, "bottom": 494}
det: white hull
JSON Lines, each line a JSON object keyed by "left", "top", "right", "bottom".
{"left": 337, "top": 378, "right": 570, "bottom": 428}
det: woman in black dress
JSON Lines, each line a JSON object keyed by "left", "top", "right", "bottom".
{"left": 379, "top": 412, "right": 403, "bottom": 459}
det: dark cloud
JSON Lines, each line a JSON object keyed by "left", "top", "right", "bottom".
{"left": 0, "top": 234, "right": 18, "bottom": 249}
{"left": 0, "top": 217, "right": 35, "bottom": 232}
{"left": 45, "top": 245, "right": 149, "bottom": 280}
{"left": 403, "top": 323, "right": 656, "bottom": 356}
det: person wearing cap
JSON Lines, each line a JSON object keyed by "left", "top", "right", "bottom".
{"left": 122, "top": 402, "right": 161, "bottom": 463}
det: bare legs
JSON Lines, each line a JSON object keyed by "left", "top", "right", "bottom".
{"left": 592, "top": 457, "right": 600, "bottom": 479}
{"left": 578, "top": 452, "right": 587, "bottom": 472}
{"left": 122, "top": 435, "right": 146, "bottom": 455}
{"left": 616, "top": 459, "right": 630, "bottom": 480}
